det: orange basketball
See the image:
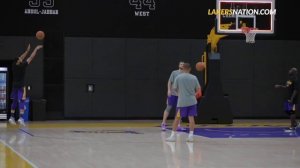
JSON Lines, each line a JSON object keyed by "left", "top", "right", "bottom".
{"left": 195, "top": 62, "right": 206, "bottom": 71}
{"left": 36, "top": 31, "right": 45, "bottom": 40}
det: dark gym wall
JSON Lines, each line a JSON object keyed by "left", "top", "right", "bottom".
{"left": 1, "top": 0, "right": 299, "bottom": 119}
{"left": 64, "top": 38, "right": 205, "bottom": 118}
{"left": 220, "top": 40, "right": 300, "bottom": 118}
{"left": 65, "top": 38, "right": 300, "bottom": 118}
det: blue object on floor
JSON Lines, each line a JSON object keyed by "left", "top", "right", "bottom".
{"left": 23, "top": 98, "right": 30, "bottom": 122}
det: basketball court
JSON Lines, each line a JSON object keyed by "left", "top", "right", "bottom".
{"left": 1, "top": 0, "right": 300, "bottom": 167}
{"left": 0, "top": 120, "right": 300, "bottom": 168}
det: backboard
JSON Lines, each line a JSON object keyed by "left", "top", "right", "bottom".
{"left": 216, "top": 0, "right": 275, "bottom": 34}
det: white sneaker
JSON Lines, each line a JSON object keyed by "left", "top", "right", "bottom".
{"left": 166, "top": 136, "right": 176, "bottom": 142}
{"left": 284, "top": 127, "right": 295, "bottom": 132}
{"left": 186, "top": 136, "right": 194, "bottom": 142}
{"left": 18, "top": 118, "right": 26, "bottom": 127}
{"left": 8, "top": 117, "right": 16, "bottom": 125}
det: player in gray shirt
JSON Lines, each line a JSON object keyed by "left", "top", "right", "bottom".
{"left": 166, "top": 63, "right": 201, "bottom": 142}
{"left": 161, "top": 61, "right": 185, "bottom": 131}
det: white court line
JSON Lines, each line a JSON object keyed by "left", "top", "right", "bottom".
{"left": 0, "top": 139, "right": 39, "bottom": 168}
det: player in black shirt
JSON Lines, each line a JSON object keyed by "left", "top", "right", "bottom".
{"left": 275, "top": 68, "right": 299, "bottom": 131}
{"left": 9, "top": 44, "right": 43, "bottom": 126}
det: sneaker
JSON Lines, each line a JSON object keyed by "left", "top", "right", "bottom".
{"left": 166, "top": 135, "right": 176, "bottom": 142}
{"left": 18, "top": 117, "right": 26, "bottom": 127}
{"left": 296, "top": 121, "right": 300, "bottom": 128}
{"left": 186, "top": 136, "right": 194, "bottom": 142}
{"left": 177, "top": 125, "right": 186, "bottom": 131}
{"left": 8, "top": 117, "right": 16, "bottom": 125}
{"left": 284, "top": 127, "right": 296, "bottom": 132}
{"left": 161, "top": 123, "right": 167, "bottom": 131}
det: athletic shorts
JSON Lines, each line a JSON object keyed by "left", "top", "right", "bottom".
{"left": 284, "top": 100, "right": 296, "bottom": 114}
{"left": 167, "top": 95, "right": 178, "bottom": 107}
{"left": 176, "top": 104, "right": 197, "bottom": 118}
{"left": 10, "top": 87, "right": 25, "bottom": 110}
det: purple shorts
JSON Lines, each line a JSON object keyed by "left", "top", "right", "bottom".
{"left": 176, "top": 104, "right": 197, "bottom": 118}
{"left": 167, "top": 95, "right": 178, "bottom": 107}
{"left": 10, "top": 87, "right": 25, "bottom": 110}
{"left": 284, "top": 101, "right": 296, "bottom": 114}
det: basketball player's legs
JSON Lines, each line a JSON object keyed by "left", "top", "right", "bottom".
{"left": 9, "top": 88, "right": 18, "bottom": 125}
{"left": 187, "top": 116, "right": 195, "bottom": 142}
{"left": 187, "top": 105, "right": 197, "bottom": 130}
{"left": 186, "top": 105, "right": 197, "bottom": 142}
{"left": 188, "top": 116, "right": 195, "bottom": 132}
{"left": 18, "top": 94, "right": 26, "bottom": 126}
{"left": 9, "top": 88, "right": 26, "bottom": 126}
{"left": 161, "top": 103, "right": 172, "bottom": 130}
{"left": 166, "top": 105, "right": 197, "bottom": 142}
{"left": 161, "top": 95, "right": 182, "bottom": 131}
{"left": 290, "top": 113, "right": 297, "bottom": 128}
{"left": 284, "top": 102, "right": 299, "bottom": 131}
{"left": 288, "top": 105, "right": 298, "bottom": 130}
{"left": 166, "top": 109, "right": 181, "bottom": 141}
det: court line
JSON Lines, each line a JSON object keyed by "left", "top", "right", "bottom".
{"left": 19, "top": 128, "right": 34, "bottom": 137}
{"left": 0, "top": 139, "right": 38, "bottom": 168}
{"left": 23, "top": 122, "right": 160, "bottom": 128}
{"left": 19, "top": 129, "right": 79, "bottom": 141}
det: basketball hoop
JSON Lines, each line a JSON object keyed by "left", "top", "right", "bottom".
{"left": 242, "top": 27, "right": 257, "bottom": 43}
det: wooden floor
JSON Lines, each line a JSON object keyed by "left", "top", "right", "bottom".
{"left": 0, "top": 120, "right": 299, "bottom": 168}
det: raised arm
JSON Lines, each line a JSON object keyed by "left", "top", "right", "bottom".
{"left": 19, "top": 44, "right": 31, "bottom": 60}
{"left": 26, "top": 45, "right": 43, "bottom": 64}
{"left": 275, "top": 80, "right": 292, "bottom": 89}
{"left": 275, "top": 80, "right": 291, "bottom": 89}
{"left": 274, "top": 84, "right": 287, "bottom": 89}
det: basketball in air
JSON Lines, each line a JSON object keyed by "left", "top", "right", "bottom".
{"left": 36, "top": 31, "right": 45, "bottom": 40}
{"left": 195, "top": 62, "right": 206, "bottom": 71}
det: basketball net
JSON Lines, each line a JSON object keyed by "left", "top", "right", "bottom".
{"left": 242, "top": 27, "right": 256, "bottom": 43}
